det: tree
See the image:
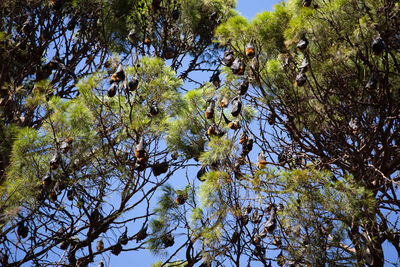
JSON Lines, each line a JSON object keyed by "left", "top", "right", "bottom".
{"left": 4, "top": 0, "right": 399, "bottom": 266}
{"left": 0, "top": 0, "right": 235, "bottom": 265}
{"left": 150, "top": 0, "right": 400, "bottom": 266}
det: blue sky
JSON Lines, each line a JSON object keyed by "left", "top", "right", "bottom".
{"left": 237, "top": 0, "right": 280, "bottom": 19}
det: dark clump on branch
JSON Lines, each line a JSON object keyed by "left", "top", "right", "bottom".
{"left": 50, "top": 152, "right": 61, "bottom": 170}
{"left": 210, "top": 71, "right": 221, "bottom": 88}
{"left": 230, "top": 96, "right": 242, "bottom": 117}
{"left": 128, "top": 76, "right": 139, "bottom": 91}
{"left": 296, "top": 37, "right": 309, "bottom": 50}
{"left": 257, "top": 151, "right": 267, "bottom": 169}
{"left": 245, "top": 42, "right": 255, "bottom": 58}
{"left": 372, "top": 35, "right": 385, "bottom": 55}
{"left": 222, "top": 112, "right": 241, "bottom": 130}
{"left": 118, "top": 228, "right": 129, "bottom": 245}
{"left": 107, "top": 83, "right": 117, "bottom": 97}
{"left": 205, "top": 100, "right": 215, "bottom": 120}
{"left": 110, "top": 64, "right": 125, "bottom": 84}
{"left": 149, "top": 104, "right": 160, "bottom": 116}
{"left": 239, "top": 76, "right": 249, "bottom": 95}
{"left": 152, "top": 162, "right": 168, "bottom": 176}
{"left": 231, "top": 58, "right": 245, "bottom": 75}
{"left": 17, "top": 221, "right": 28, "bottom": 239}
{"left": 302, "top": 0, "right": 312, "bottom": 7}
{"left": 222, "top": 49, "right": 235, "bottom": 67}
{"left": 111, "top": 243, "right": 122, "bottom": 255}
{"left": 136, "top": 225, "right": 148, "bottom": 243}
{"left": 162, "top": 233, "right": 175, "bottom": 247}
{"left": 96, "top": 238, "right": 104, "bottom": 251}
{"left": 295, "top": 72, "right": 307, "bottom": 86}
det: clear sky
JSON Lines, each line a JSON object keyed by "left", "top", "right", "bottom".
{"left": 103, "top": 1, "right": 281, "bottom": 266}
{"left": 237, "top": 0, "right": 280, "bottom": 20}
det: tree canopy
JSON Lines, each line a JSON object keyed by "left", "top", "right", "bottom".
{"left": 1, "top": 0, "right": 400, "bottom": 266}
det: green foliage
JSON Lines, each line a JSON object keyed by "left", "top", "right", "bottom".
{"left": 199, "top": 137, "right": 235, "bottom": 166}
{"left": 166, "top": 86, "right": 215, "bottom": 160}
{"left": 149, "top": 184, "right": 195, "bottom": 253}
